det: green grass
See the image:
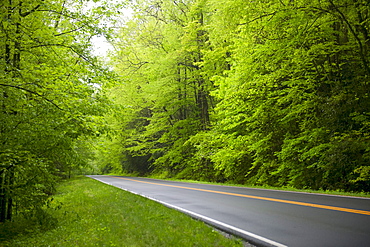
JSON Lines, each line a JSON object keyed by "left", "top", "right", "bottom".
{"left": 128, "top": 173, "right": 370, "bottom": 198}
{"left": 164, "top": 179, "right": 370, "bottom": 198}
{"left": 0, "top": 176, "right": 243, "bottom": 247}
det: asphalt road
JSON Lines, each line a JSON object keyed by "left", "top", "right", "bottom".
{"left": 88, "top": 175, "right": 370, "bottom": 247}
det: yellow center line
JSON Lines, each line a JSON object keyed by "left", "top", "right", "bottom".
{"left": 112, "top": 176, "right": 370, "bottom": 216}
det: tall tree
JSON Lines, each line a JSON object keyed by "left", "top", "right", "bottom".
{"left": 207, "top": 0, "right": 370, "bottom": 190}
{"left": 0, "top": 0, "right": 120, "bottom": 221}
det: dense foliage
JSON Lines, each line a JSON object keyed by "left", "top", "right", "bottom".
{"left": 0, "top": 0, "right": 121, "bottom": 222}
{"left": 2, "top": 0, "right": 369, "bottom": 224}
{"left": 102, "top": 0, "right": 370, "bottom": 192}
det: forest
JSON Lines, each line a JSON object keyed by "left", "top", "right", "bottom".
{"left": 1, "top": 0, "right": 370, "bottom": 223}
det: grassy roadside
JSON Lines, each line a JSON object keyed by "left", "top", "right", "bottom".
{"left": 0, "top": 176, "right": 243, "bottom": 247}
{"left": 109, "top": 173, "right": 370, "bottom": 198}
{"left": 158, "top": 179, "right": 370, "bottom": 198}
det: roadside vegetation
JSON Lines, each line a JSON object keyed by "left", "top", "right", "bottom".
{"left": 108, "top": 172, "right": 370, "bottom": 199}
{"left": 95, "top": 0, "right": 370, "bottom": 193}
{"left": 2, "top": 0, "right": 370, "bottom": 240}
{"left": 0, "top": 176, "right": 243, "bottom": 247}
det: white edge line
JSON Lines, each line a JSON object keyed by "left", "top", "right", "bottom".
{"left": 88, "top": 176, "right": 288, "bottom": 247}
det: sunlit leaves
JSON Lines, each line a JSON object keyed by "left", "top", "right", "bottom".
{"left": 103, "top": 0, "right": 370, "bottom": 191}
{"left": 0, "top": 0, "right": 121, "bottom": 221}
{"left": 209, "top": 0, "right": 370, "bottom": 190}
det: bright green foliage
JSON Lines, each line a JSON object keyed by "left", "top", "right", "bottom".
{"left": 209, "top": 0, "right": 370, "bottom": 190}
{"left": 102, "top": 0, "right": 370, "bottom": 192}
{"left": 0, "top": 0, "right": 121, "bottom": 222}
{"left": 106, "top": 0, "right": 214, "bottom": 177}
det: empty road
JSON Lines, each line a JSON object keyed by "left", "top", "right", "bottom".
{"left": 88, "top": 175, "right": 370, "bottom": 247}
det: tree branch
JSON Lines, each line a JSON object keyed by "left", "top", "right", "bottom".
{"left": 0, "top": 83, "right": 64, "bottom": 110}
{"left": 20, "top": 1, "right": 43, "bottom": 17}
{"left": 327, "top": 0, "right": 370, "bottom": 74}
{"left": 238, "top": 11, "right": 277, "bottom": 25}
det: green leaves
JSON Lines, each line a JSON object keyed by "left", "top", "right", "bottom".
{"left": 0, "top": 0, "right": 122, "bottom": 221}
{"left": 100, "top": 0, "right": 370, "bottom": 192}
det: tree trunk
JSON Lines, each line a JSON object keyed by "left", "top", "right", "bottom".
{"left": 0, "top": 173, "right": 5, "bottom": 222}
{"left": 6, "top": 169, "right": 14, "bottom": 221}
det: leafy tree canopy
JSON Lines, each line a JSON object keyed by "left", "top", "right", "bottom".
{"left": 103, "top": 0, "right": 370, "bottom": 193}
{"left": 0, "top": 0, "right": 124, "bottom": 221}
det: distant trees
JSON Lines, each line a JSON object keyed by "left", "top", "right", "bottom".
{"left": 105, "top": 0, "right": 213, "bottom": 177}
{"left": 101, "top": 0, "right": 370, "bottom": 192}
{"left": 0, "top": 0, "right": 120, "bottom": 222}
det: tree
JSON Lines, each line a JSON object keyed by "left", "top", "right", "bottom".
{"left": 103, "top": 0, "right": 370, "bottom": 191}
{"left": 208, "top": 0, "right": 370, "bottom": 190}
{"left": 107, "top": 0, "right": 215, "bottom": 178}
{"left": 0, "top": 0, "right": 120, "bottom": 222}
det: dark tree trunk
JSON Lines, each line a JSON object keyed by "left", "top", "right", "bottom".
{"left": 0, "top": 173, "right": 5, "bottom": 222}
{"left": 6, "top": 169, "right": 14, "bottom": 221}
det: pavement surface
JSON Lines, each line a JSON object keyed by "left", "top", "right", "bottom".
{"left": 88, "top": 175, "right": 370, "bottom": 247}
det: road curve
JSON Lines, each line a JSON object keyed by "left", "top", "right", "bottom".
{"left": 88, "top": 175, "right": 370, "bottom": 247}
